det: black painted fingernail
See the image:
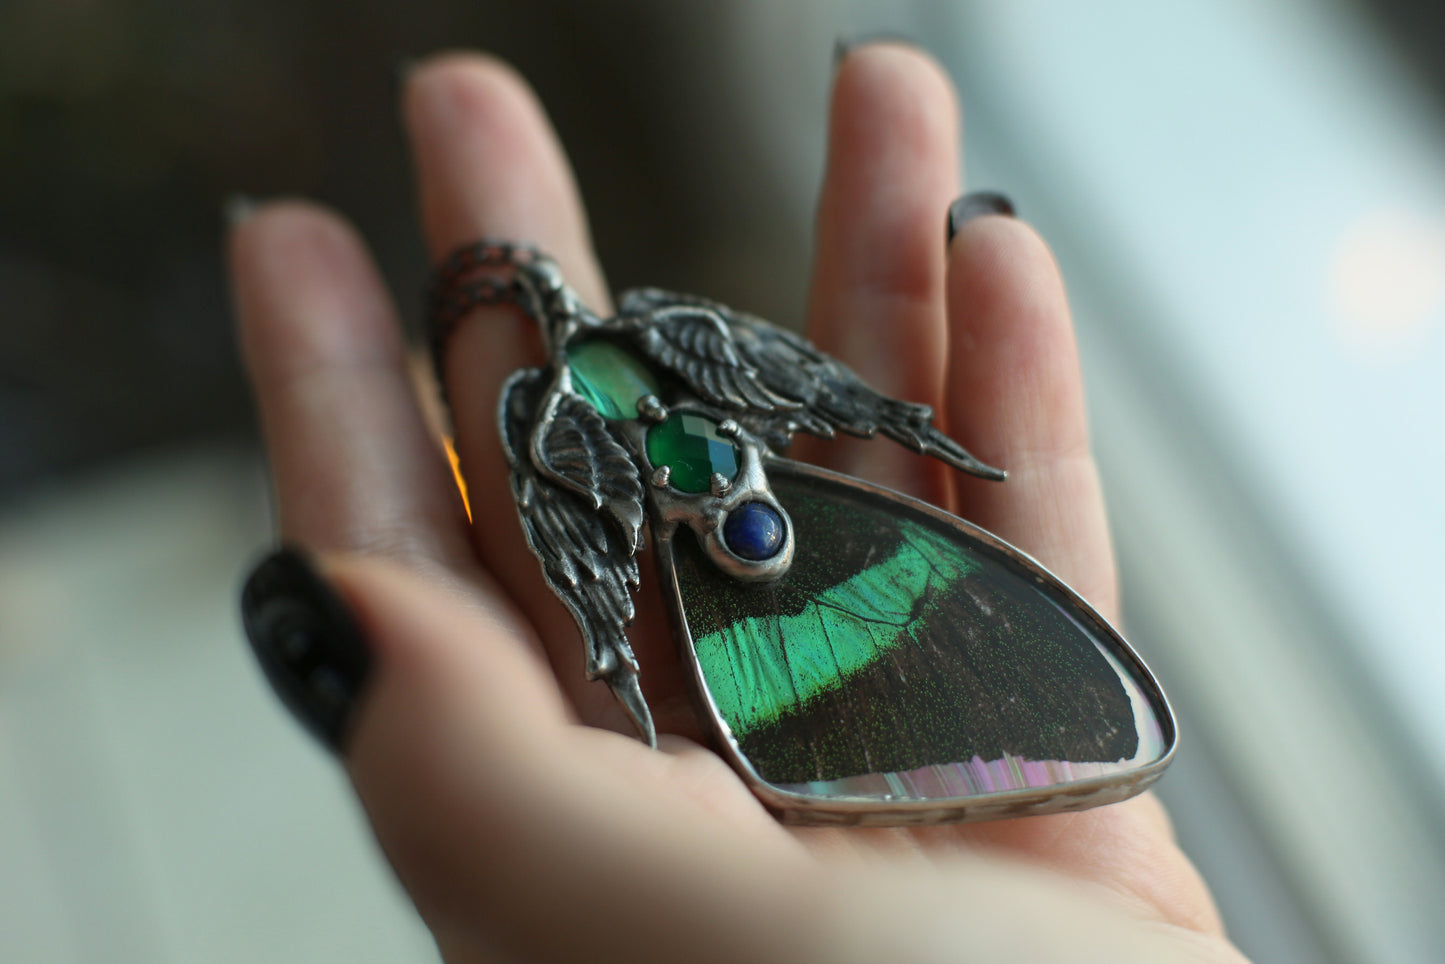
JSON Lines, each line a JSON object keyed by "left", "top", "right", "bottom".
{"left": 241, "top": 547, "right": 372, "bottom": 754}
{"left": 834, "top": 32, "right": 920, "bottom": 68}
{"left": 946, "top": 191, "right": 1016, "bottom": 245}
{"left": 223, "top": 194, "right": 258, "bottom": 228}
{"left": 392, "top": 54, "right": 419, "bottom": 94}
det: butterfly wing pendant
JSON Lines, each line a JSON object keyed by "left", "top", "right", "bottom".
{"left": 497, "top": 263, "right": 1175, "bottom": 826}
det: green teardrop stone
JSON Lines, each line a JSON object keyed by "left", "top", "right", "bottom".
{"left": 646, "top": 413, "right": 740, "bottom": 493}
{"left": 567, "top": 339, "right": 660, "bottom": 420}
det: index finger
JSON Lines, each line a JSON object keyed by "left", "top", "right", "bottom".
{"left": 944, "top": 213, "right": 1120, "bottom": 620}
{"left": 230, "top": 200, "right": 475, "bottom": 571}
{"left": 404, "top": 54, "right": 656, "bottom": 736}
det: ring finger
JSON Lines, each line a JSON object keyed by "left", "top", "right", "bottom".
{"left": 404, "top": 53, "right": 682, "bottom": 736}
{"left": 802, "top": 42, "right": 961, "bottom": 507}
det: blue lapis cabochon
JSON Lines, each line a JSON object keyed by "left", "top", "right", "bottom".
{"left": 723, "top": 501, "right": 786, "bottom": 561}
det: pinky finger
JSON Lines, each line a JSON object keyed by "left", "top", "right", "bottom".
{"left": 230, "top": 200, "right": 474, "bottom": 572}
{"left": 943, "top": 212, "right": 1119, "bottom": 622}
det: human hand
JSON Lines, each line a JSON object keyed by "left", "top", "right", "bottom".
{"left": 231, "top": 46, "right": 1248, "bottom": 963}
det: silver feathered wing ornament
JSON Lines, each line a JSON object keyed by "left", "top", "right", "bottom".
{"left": 440, "top": 246, "right": 1175, "bottom": 827}
{"left": 498, "top": 261, "right": 1002, "bottom": 745}
{"left": 611, "top": 287, "right": 1006, "bottom": 479}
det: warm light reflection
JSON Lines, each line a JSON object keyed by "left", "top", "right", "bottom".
{"left": 1330, "top": 208, "right": 1445, "bottom": 363}
{"left": 444, "top": 436, "right": 471, "bottom": 521}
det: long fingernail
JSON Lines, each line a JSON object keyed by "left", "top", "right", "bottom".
{"left": 833, "top": 32, "right": 920, "bottom": 69}
{"left": 392, "top": 54, "right": 419, "bottom": 95}
{"left": 946, "top": 191, "right": 1016, "bottom": 246}
{"left": 241, "top": 547, "right": 373, "bottom": 754}
{"left": 223, "top": 194, "right": 258, "bottom": 228}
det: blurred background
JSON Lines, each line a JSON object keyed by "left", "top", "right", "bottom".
{"left": 2, "top": 0, "right": 1443, "bottom": 961}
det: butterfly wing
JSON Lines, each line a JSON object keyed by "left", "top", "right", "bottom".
{"left": 656, "top": 458, "right": 1173, "bottom": 824}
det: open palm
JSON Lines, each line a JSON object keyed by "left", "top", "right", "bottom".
{"left": 231, "top": 47, "right": 1243, "bottom": 963}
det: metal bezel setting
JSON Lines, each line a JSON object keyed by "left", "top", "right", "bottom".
{"left": 654, "top": 458, "right": 1177, "bottom": 826}
{"left": 616, "top": 400, "right": 795, "bottom": 583}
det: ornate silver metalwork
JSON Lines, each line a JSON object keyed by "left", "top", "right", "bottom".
{"left": 609, "top": 288, "right": 1007, "bottom": 479}
{"left": 433, "top": 246, "right": 1004, "bottom": 744}
{"left": 615, "top": 405, "right": 796, "bottom": 585}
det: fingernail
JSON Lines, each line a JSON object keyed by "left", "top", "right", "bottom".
{"left": 834, "top": 32, "right": 920, "bottom": 69}
{"left": 946, "top": 191, "right": 1016, "bottom": 246}
{"left": 392, "top": 54, "right": 419, "bottom": 94}
{"left": 240, "top": 547, "right": 373, "bottom": 754}
{"left": 223, "top": 194, "right": 258, "bottom": 228}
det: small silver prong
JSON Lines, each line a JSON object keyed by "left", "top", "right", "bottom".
{"left": 530, "top": 259, "right": 565, "bottom": 293}
{"left": 718, "top": 418, "right": 741, "bottom": 438}
{"left": 710, "top": 473, "right": 731, "bottom": 497}
{"left": 637, "top": 395, "right": 669, "bottom": 423}
{"left": 607, "top": 670, "right": 656, "bottom": 748}
{"left": 651, "top": 465, "right": 672, "bottom": 489}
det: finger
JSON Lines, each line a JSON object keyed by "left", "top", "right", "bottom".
{"left": 817, "top": 854, "right": 1243, "bottom": 962}
{"left": 335, "top": 556, "right": 812, "bottom": 962}
{"left": 933, "top": 214, "right": 1225, "bottom": 933}
{"left": 944, "top": 214, "right": 1120, "bottom": 619}
{"left": 408, "top": 54, "right": 608, "bottom": 309}
{"left": 802, "top": 43, "right": 960, "bottom": 504}
{"left": 231, "top": 200, "right": 473, "bottom": 570}
{"left": 404, "top": 53, "right": 657, "bottom": 735}
{"left": 798, "top": 789, "right": 1219, "bottom": 938}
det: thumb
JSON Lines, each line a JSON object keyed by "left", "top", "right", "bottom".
{"left": 322, "top": 554, "right": 574, "bottom": 920}
{"left": 325, "top": 556, "right": 813, "bottom": 963}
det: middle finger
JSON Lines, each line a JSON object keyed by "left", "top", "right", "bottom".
{"left": 802, "top": 43, "right": 961, "bottom": 506}
{"left": 405, "top": 54, "right": 657, "bottom": 735}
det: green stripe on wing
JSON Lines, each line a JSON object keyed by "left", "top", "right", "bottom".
{"left": 693, "top": 518, "right": 980, "bottom": 736}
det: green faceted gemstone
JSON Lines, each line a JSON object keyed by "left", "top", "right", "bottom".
{"left": 567, "top": 339, "right": 660, "bottom": 420}
{"left": 646, "top": 413, "right": 740, "bottom": 493}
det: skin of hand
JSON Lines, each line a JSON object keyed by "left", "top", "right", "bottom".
{"left": 229, "top": 46, "right": 1251, "bottom": 964}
